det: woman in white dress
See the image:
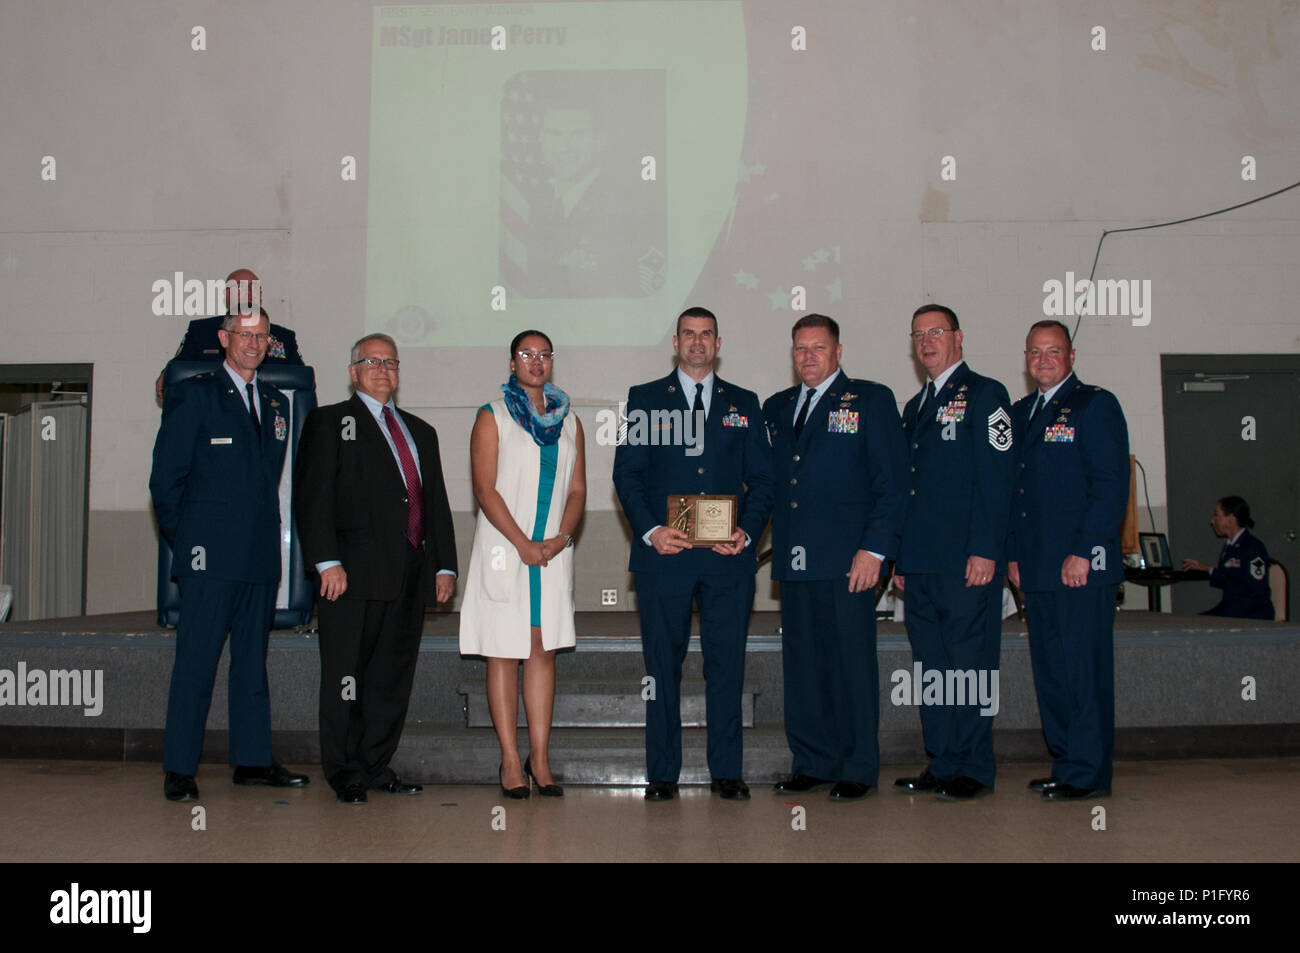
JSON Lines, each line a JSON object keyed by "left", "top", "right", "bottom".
{"left": 460, "top": 331, "right": 586, "bottom": 798}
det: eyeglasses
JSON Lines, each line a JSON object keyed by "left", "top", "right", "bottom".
{"left": 516, "top": 350, "right": 554, "bottom": 363}
{"left": 909, "top": 328, "right": 953, "bottom": 342}
{"left": 226, "top": 331, "right": 269, "bottom": 344}
{"left": 353, "top": 357, "right": 400, "bottom": 370}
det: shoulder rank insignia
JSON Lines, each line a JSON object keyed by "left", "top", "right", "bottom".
{"left": 987, "top": 408, "right": 1012, "bottom": 451}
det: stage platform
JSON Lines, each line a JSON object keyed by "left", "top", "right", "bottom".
{"left": 1, "top": 610, "right": 1297, "bottom": 784}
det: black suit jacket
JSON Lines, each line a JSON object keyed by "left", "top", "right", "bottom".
{"left": 294, "top": 393, "right": 457, "bottom": 603}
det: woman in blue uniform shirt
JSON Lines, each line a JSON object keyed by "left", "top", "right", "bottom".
{"left": 1180, "top": 496, "right": 1275, "bottom": 620}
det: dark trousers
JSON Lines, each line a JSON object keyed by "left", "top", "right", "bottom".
{"left": 780, "top": 580, "right": 879, "bottom": 785}
{"left": 903, "top": 573, "right": 1002, "bottom": 785}
{"left": 635, "top": 572, "right": 753, "bottom": 782}
{"left": 1024, "top": 584, "right": 1116, "bottom": 790}
{"left": 317, "top": 545, "right": 425, "bottom": 792}
{"left": 164, "top": 577, "right": 275, "bottom": 775}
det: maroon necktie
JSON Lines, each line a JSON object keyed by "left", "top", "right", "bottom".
{"left": 382, "top": 406, "right": 425, "bottom": 548}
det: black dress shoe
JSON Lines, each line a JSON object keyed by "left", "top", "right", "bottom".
{"left": 828, "top": 781, "right": 873, "bottom": 801}
{"left": 164, "top": 772, "right": 198, "bottom": 802}
{"left": 1027, "top": 776, "right": 1060, "bottom": 791}
{"left": 378, "top": 778, "right": 423, "bottom": 795}
{"left": 500, "top": 764, "right": 530, "bottom": 800}
{"left": 232, "top": 762, "right": 309, "bottom": 787}
{"left": 1042, "top": 783, "right": 1110, "bottom": 800}
{"left": 337, "top": 783, "right": 367, "bottom": 804}
{"left": 644, "top": 780, "right": 679, "bottom": 801}
{"left": 893, "top": 770, "right": 945, "bottom": 793}
{"left": 524, "top": 756, "right": 563, "bottom": 797}
{"left": 710, "top": 778, "right": 751, "bottom": 800}
{"left": 772, "top": 774, "right": 830, "bottom": 793}
{"left": 935, "top": 776, "right": 992, "bottom": 801}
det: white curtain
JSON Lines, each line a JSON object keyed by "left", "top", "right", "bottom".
{"left": 0, "top": 401, "right": 87, "bottom": 620}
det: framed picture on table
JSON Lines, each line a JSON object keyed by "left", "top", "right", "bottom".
{"left": 1139, "top": 532, "right": 1171, "bottom": 569}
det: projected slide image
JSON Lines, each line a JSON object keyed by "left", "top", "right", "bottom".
{"left": 366, "top": 2, "right": 745, "bottom": 348}
{"left": 499, "top": 70, "right": 665, "bottom": 300}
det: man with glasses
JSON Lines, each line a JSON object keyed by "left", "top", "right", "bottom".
{"left": 613, "top": 307, "right": 773, "bottom": 801}
{"left": 893, "top": 305, "right": 1014, "bottom": 801}
{"left": 150, "top": 308, "right": 309, "bottom": 801}
{"left": 294, "top": 334, "right": 458, "bottom": 804}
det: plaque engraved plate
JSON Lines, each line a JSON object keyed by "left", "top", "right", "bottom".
{"left": 667, "top": 494, "right": 737, "bottom": 548}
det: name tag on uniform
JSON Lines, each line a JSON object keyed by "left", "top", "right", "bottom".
{"left": 1043, "top": 424, "right": 1075, "bottom": 443}
{"left": 210, "top": 437, "right": 233, "bottom": 445}
{"left": 827, "top": 409, "right": 859, "bottom": 434}
{"left": 722, "top": 412, "right": 749, "bottom": 428}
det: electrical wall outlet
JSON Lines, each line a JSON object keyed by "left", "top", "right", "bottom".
{"left": 600, "top": 588, "right": 618, "bottom": 606}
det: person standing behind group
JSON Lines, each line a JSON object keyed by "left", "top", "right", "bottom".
{"left": 1180, "top": 496, "right": 1275, "bottom": 620}
{"left": 460, "top": 331, "right": 586, "bottom": 798}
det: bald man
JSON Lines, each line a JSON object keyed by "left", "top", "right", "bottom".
{"left": 156, "top": 268, "right": 303, "bottom": 400}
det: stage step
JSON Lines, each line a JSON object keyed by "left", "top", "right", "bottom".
{"left": 394, "top": 725, "right": 791, "bottom": 785}
{"left": 457, "top": 678, "right": 758, "bottom": 728}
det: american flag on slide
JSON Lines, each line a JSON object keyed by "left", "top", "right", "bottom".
{"left": 498, "top": 72, "right": 544, "bottom": 293}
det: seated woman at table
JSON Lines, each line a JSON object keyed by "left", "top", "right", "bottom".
{"left": 1180, "top": 495, "right": 1275, "bottom": 620}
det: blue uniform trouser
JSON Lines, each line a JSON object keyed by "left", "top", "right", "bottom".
{"left": 1024, "top": 584, "right": 1116, "bottom": 790}
{"left": 164, "top": 577, "right": 275, "bottom": 775}
{"left": 635, "top": 572, "right": 753, "bottom": 783}
{"left": 780, "top": 579, "right": 879, "bottom": 786}
{"left": 903, "top": 573, "right": 1002, "bottom": 786}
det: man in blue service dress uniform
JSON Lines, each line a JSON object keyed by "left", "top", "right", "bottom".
{"left": 763, "top": 314, "right": 908, "bottom": 801}
{"left": 893, "top": 305, "right": 1014, "bottom": 801}
{"left": 149, "top": 308, "right": 309, "bottom": 801}
{"left": 155, "top": 268, "right": 302, "bottom": 401}
{"left": 1007, "top": 320, "right": 1130, "bottom": 800}
{"left": 613, "top": 307, "right": 774, "bottom": 801}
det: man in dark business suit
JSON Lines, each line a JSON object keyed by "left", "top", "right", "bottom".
{"left": 893, "top": 305, "right": 1013, "bottom": 801}
{"left": 613, "top": 307, "right": 773, "bottom": 801}
{"left": 1008, "top": 319, "right": 1129, "bottom": 800}
{"left": 156, "top": 268, "right": 302, "bottom": 400}
{"left": 763, "top": 313, "right": 908, "bottom": 801}
{"left": 294, "top": 333, "right": 457, "bottom": 804}
{"left": 150, "top": 307, "right": 309, "bottom": 801}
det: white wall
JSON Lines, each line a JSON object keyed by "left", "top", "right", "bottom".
{"left": 1, "top": 0, "right": 1297, "bottom": 612}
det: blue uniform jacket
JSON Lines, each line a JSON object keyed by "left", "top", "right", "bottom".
{"left": 613, "top": 372, "right": 773, "bottom": 575}
{"left": 171, "top": 315, "right": 303, "bottom": 365}
{"left": 149, "top": 370, "right": 290, "bottom": 584}
{"left": 1007, "top": 375, "right": 1129, "bottom": 593}
{"left": 763, "top": 370, "right": 908, "bottom": 582}
{"left": 897, "top": 362, "right": 1014, "bottom": 574}
{"left": 1206, "top": 528, "right": 1274, "bottom": 620}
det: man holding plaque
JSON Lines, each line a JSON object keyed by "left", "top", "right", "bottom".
{"left": 614, "top": 307, "right": 774, "bottom": 801}
{"left": 763, "top": 314, "right": 908, "bottom": 801}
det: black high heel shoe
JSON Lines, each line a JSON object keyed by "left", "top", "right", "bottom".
{"left": 524, "top": 756, "right": 564, "bottom": 797}
{"left": 500, "top": 763, "right": 530, "bottom": 799}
